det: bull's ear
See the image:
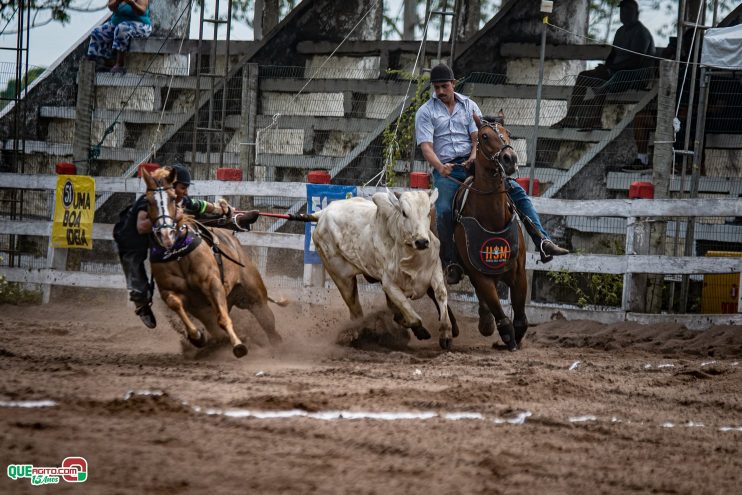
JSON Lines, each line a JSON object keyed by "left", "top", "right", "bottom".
{"left": 429, "top": 188, "right": 439, "bottom": 206}
{"left": 387, "top": 191, "right": 401, "bottom": 211}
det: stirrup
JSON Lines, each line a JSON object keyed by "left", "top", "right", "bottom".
{"left": 539, "top": 239, "right": 554, "bottom": 264}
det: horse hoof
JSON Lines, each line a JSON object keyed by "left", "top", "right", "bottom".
{"left": 439, "top": 337, "right": 452, "bottom": 350}
{"left": 188, "top": 330, "right": 207, "bottom": 348}
{"left": 479, "top": 319, "right": 495, "bottom": 337}
{"left": 410, "top": 325, "right": 431, "bottom": 340}
{"left": 233, "top": 343, "right": 248, "bottom": 358}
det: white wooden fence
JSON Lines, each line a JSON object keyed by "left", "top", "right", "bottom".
{"left": 1, "top": 173, "right": 741, "bottom": 322}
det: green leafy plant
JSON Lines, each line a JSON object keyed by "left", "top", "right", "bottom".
{"left": 546, "top": 241, "right": 624, "bottom": 308}
{"left": 382, "top": 69, "right": 430, "bottom": 186}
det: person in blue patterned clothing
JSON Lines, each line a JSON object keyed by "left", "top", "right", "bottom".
{"left": 87, "top": 0, "right": 152, "bottom": 74}
{"left": 113, "top": 164, "right": 258, "bottom": 329}
{"left": 415, "top": 64, "right": 568, "bottom": 285}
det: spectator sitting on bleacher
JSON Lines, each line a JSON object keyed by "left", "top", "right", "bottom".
{"left": 551, "top": 0, "right": 655, "bottom": 131}
{"left": 86, "top": 0, "right": 152, "bottom": 74}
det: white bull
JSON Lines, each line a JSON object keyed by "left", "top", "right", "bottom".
{"left": 312, "top": 190, "right": 458, "bottom": 349}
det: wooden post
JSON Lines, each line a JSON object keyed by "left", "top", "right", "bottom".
{"left": 403, "top": 0, "right": 417, "bottom": 40}
{"left": 239, "top": 64, "right": 259, "bottom": 206}
{"left": 645, "top": 60, "right": 677, "bottom": 313}
{"left": 622, "top": 217, "right": 650, "bottom": 312}
{"left": 73, "top": 58, "right": 95, "bottom": 176}
{"left": 254, "top": 0, "right": 279, "bottom": 41}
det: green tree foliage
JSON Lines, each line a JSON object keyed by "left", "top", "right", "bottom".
{"left": 382, "top": 69, "right": 429, "bottom": 185}
{"left": 0, "top": 66, "right": 45, "bottom": 110}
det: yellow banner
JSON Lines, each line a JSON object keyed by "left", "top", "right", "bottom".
{"left": 52, "top": 175, "right": 95, "bottom": 249}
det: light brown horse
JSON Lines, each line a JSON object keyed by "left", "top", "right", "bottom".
{"left": 453, "top": 114, "right": 528, "bottom": 351}
{"left": 141, "top": 167, "right": 282, "bottom": 358}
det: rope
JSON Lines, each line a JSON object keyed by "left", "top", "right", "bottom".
{"left": 256, "top": 0, "right": 383, "bottom": 139}
{"left": 374, "top": 7, "right": 436, "bottom": 188}
{"left": 151, "top": 0, "right": 195, "bottom": 162}
{"left": 90, "top": 0, "right": 194, "bottom": 160}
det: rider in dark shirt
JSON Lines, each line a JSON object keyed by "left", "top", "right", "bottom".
{"left": 552, "top": 0, "right": 655, "bottom": 130}
{"left": 113, "top": 164, "right": 257, "bottom": 329}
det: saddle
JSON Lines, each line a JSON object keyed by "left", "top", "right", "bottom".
{"left": 452, "top": 177, "right": 520, "bottom": 275}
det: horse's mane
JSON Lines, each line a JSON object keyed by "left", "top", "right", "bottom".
{"left": 151, "top": 167, "right": 174, "bottom": 183}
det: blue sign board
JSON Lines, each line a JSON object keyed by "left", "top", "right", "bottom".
{"left": 304, "top": 184, "right": 357, "bottom": 264}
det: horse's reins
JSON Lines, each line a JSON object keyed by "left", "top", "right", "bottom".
{"left": 445, "top": 120, "right": 514, "bottom": 196}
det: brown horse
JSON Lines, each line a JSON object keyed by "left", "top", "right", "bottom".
{"left": 453, "top": 114, "right": 528, "bottom": 351}
{"left": 141, "top": 167, "right": 282, "bottom": 358}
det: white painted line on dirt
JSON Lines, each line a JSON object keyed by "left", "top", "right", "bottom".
{"left": 414, "top": 369, "right": 422, "bottom": 376}
{"left": 656, "top": 364, "right": 675, "bottom": 369}
{"left": 701, "top": 361, "right": 717, "bottom": 367}
{"left": 661, "top": 422, "right": 675, "bottom": 428}
{"left": 255, "top": 371, "right": 267, "bottom": 377}
{"left": 568, "top": 361, "right": 581, "bottom": 371}
{"left": 443, "top": 412, "right": 485, "bottom": 420}
{"left": 493, "top": 411, "right": 532, "bottom": 425}
{"left": 684, "top": 421, "right": 705, "bottom": 428}
{"left": 123, "top": 389, "right": 165, "bottom": 400}
{"left": 569, "top": 415, "right": 597, "bottom": 423}
{"left": 0, "top": 400, "right": 57, "bottom": 408}
{"left": 611, "top": 417, "right": 622, "bottom": 423}
{"left": 719, "top": 426, "right": 742, "bottom": 432}
{"left": 200, "top": 407, "right": 530, "bottom": 424}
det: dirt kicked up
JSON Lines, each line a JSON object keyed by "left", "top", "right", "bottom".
{"left": 0, "top": 292, "right": 741, "bottom": 495}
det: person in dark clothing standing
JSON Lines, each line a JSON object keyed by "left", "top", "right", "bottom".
{"left": 552, "top": 0, "right": 655, "bottom": 130}
{"left": 113, "top": 164, "right": 258, "bottom": 329}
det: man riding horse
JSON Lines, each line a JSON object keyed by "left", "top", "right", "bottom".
{"left": 415, "top": 63, "right": 568, "bottom": 285}
{"left": 113, "top": 164, "right": 259, "bottom": 329}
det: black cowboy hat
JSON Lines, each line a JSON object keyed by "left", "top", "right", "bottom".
{"left": 171, "top": 164, "right": 192, "bottom": 186}
{"left": 430, "top": 63, "right": 455, "bottom": 82}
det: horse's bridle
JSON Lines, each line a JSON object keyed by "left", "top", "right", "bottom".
{"left": 147, "top": 179, "right": 178, "bottom": 237}
{"left": 477, "top": 121, "right": 514, "bottom": 177}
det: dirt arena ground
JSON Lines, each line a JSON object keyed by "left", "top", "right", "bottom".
{"left": 1, "top": 289, "right": 741, "bottom": 495}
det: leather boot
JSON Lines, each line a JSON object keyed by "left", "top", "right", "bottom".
{"left": 539, "top": 239, "right": 569, "bottom": 263}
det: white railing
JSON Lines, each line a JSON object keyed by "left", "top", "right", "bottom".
{"left": 1, "top": 173, "right": 742, "bottom": 321}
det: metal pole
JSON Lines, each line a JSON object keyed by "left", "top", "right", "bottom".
{"left": 436, "top": 1, "right": 448, "bottom": 63}
{"left": 528, "top": 15, "right": 548, "bottom": 196}
{"left": 192, "top": 0, "right": 206, "bottom": 170}
{"left": 667, "top": 0, "right": 687, "bottom": 310}
{"left": 677, "top": 1, "right": 704, "bottom": 310}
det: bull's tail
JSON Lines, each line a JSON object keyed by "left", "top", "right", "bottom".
{"left": 268, "top": 295, "right": 289, "bottom": 307}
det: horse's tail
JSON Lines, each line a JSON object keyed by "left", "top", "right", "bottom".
{"left": 268, "top": 295, "right": 289, "bottom": 307}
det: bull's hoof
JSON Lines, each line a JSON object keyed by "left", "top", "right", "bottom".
{"left": 233, "top": 343, "right": 248, "bottom": 358}
{"left": 478, "top": 312, "right": 495, "bottom": 337}
{"left": 410, "top": 325, "right": 431, "bottom": 340}
{"left": 439, "top": 337, "right": 453, "bottom": 350}
{"left": 188, "top": 330, "right": 207, "bottom": 348}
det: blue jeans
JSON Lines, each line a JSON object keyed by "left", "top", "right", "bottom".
{"left": 433, "top": 162, "right": 549, "bottom": 267}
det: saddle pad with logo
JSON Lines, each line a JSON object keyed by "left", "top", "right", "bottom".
{"left": 150, "top": 231, "right": 202, "bottom": 263}
{"left": 460, "top": 216, "right": 519, "bottom": 275}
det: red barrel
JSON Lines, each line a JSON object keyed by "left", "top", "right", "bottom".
{"left": 55, "top": 162, "right": 76, "bottom": 175}
{"left": 629, "top": 181, "right": 654, "bottom": 199}
{"left": 409, "top": 171, "right": 430, "bottom": 189}
{"left": 137, "top": 163, "right": 160, "bottom": 177}
{"left": 216, "top": 167, "right": 243, "bottom": 181}
{"left": 515, "top": 177, "right": 540, "bottom": 196}
{"left": 307, "top": 170, "right": 331, "bottom": 184}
